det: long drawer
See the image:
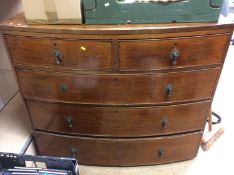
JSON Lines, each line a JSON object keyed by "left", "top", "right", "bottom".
{"left": 119, "top": 34, "right": 228, "bottom": 71}
{"left": 17, "top": 68, "right": 219, "bottom": 105}
{"left": 28, "top": 101, "right": 209, "bottom": 137}
{"left": 35, "top": 131, "right": 202, "bottom": 166}
{"left": 6, "top": 36, "right": 112, "bottom": 71}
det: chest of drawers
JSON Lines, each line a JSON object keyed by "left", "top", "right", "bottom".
{"left": 1, "top": 14, "right": 233, "bottom": 166}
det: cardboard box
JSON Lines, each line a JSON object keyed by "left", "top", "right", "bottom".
{"left": 21, "top": 0, "right": 82, "bottom": 24}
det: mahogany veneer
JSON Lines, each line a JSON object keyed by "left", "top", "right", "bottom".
{"left": 27, "top": 100, "right": 210, "bottom": 137}
{"left": 17, "top": 68, "right": 219, "bottom": 105}
{"left": 1, "top": 13, "right": 233, "bottom": 166}
{"left": 6, "top": 36, "right": 112, "bottom": 71}
{"left": 35, "top": 131, "right": 203, "bottom": 166}
{"left": 119, "top": 34, "right": 228, "bottom": 71}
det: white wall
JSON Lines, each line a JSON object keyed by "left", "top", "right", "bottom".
{"left": 0, "top": 0, "right": 22, "bottom": 109}
{"left": 0, "top": 0, "right": 22, "bottom": 70}
{"left": 0, "top": 0, "right": 22, "bottom": 22}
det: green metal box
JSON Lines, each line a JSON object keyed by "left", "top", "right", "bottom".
{"left": 82, "top": 0, "right": 224, "bottom": 24}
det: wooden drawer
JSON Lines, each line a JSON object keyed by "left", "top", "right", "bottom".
{"left": 17, "top": 68, "right": 219, "bottom": 105}
{"left": 35, "top": 131, "right": 202, "bottom": 166}
{"left": 6, "top": 36, "right": 112, "bottom": 71}
{"left": 28, "top": 101, "right": 209, "bottom": 137}
{"left": 119, "top": 34, "right": 228, "bottom": 71}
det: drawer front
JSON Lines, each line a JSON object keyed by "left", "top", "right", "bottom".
{"left": 119, "top": 34, "right": 228, "bottom": 71}
{"left": 28, "top": 101, "right": 209, "bottom": 137}
{"left": 6, "top": 36, "right": 112, "bottom": 71}
{"left": 17, "top": 68, "right": 219, "bottom": 105}
{"left": 35, "top": 132, "right": 202, "bottom": 166}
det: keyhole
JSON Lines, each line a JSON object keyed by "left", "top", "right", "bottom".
{"left": 113, "top": 78, "right": 119, "bottom": 86}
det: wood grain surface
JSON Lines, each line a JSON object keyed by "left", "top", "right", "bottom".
{"left": 17, "top": 68, "right": 220, "bottom": 105}
{"left": 119, "top": 34, "right": 228, "bottom": 71}
{"left": 35, "top": 131, "right": 202, "bottom": 166}
{"left": 28, "top": 100, "right": 210, "bottom": 137}
{"left": 6, "top": 36, "right": 112, "bottom": 71}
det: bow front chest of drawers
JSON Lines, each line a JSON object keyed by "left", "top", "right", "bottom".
{"left": 1, "top": 14, "right": 233, "bottom": 166}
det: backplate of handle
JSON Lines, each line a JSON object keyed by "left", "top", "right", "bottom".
{"left": 65, "top": 116, "right": 73, "bottom": 128}
{"left": 70, "top": 147, "right": 78, "bottom": 158}
{"left": 165, "top": 84, "right": 173, "bottom": 97}
{"left": 52, "top": 49, "right": 63, "bottom": 65}
{"left": 169, "top": 47, "right": 180, "bottom": 65}
{"left": 158, "top": 148, "right": 164, "bottom": 157}
{"left": 161, "top": 117, "right": 168, "bottom": 129}
{"left": 59, "top": 84, "right": 68, "bottom": 93}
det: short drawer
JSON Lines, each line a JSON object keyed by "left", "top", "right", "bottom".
{"left": 28, "top": 101, "right": 209, "bottom": 137}
{"left": 17, "top": 68, "right": 219, "bottom": 105}
{"left": 35, "top": 131, "right": 202, "bottom": 166}
{"left": 119, "top": 34, "right": 228, "bottom": 71}
{"left": 6, "top": 36, "right": 112, "bottom": 71}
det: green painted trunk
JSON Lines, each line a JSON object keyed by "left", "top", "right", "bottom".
{"left": 82, "top": 0, "right": 224, "bottom": 24}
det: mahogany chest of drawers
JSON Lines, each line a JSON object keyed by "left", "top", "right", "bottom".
{"left": 1, "top": 14, "right": 233, "bottom": 166}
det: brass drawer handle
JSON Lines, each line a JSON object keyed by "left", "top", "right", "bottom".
{"left": 59, "top": 84, "right": 68, "bottom": 93}
{"left": 158, "top": 148, "right": 164, "bottom": 157}
{"left": 53, "top": 49, "right": 63, "bottom": 65}
{"left": 169, "top": 47, "right": 180, "bottom": 65}
{"left": 70, "top": 147, "right": 78, "bottom": 158}
{"left": 161, "top": 117, "right": 168, "bottom": 129}
{"left": 65, "top": 116, "right": 73, "bottom": 128}
{"left": 165, "top": 84, "right": 173, "bottom": 97}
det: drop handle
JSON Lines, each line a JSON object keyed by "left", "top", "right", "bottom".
{"left": 52, "top": 49, "right": 63, "bottom": 65}
{"left": 161, "top": 117, "right": 168, "bottom": 129}
{"left": 65, "top": 116, "right": 73, "bottom": 128}
{"left": 165, "top": 84, "right": 173, "bottom": 97}
{"left": 169, "top": 47, "right": 180, "bottom": 65}
{"left": 70, "top": 147, "right": 77, "bottom": 158}
{"left": 158, "top": 148, "right": 164, "bottom": 158}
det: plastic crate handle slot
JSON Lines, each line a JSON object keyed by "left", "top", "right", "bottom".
{"left": 83, "top": 0, "right": 97, "bottom": 11}
{"left": 210, "top": 0, "right": 223, "bottom": 8}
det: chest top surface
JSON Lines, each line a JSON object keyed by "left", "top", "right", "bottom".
{"left": 1, "top": 13, "right": 234, "bottom": 35}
